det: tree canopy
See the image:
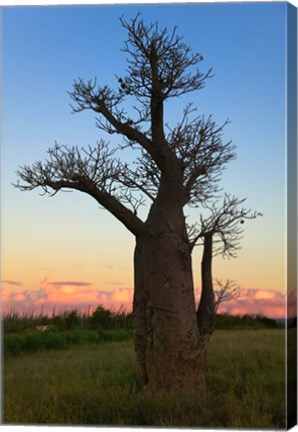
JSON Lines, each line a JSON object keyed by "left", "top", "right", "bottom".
{"left": 16, "top": 15, "right": 238, "bottom": 243}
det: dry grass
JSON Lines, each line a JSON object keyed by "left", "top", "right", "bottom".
{"left": 3, "top": 329, "right": 286, "bottom": 428}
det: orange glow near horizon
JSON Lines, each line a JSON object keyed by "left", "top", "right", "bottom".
{"left": 1, "top": 180, "right": 287, "bottom": 320}
{"left": 2, "top": 227, "right": 288, "bottom": 319}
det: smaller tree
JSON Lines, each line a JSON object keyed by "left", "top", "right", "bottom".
{"left": 90, "top": 305, "right": 113, "bottom": 330}
{"left": 189, "top": 194, "right": 262, "bottom": 339}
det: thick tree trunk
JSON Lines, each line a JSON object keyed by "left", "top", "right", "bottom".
{"left": 133, "top": 202, "right": 206, "bottom": 394}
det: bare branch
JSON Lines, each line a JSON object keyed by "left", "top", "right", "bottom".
{"left": 190, "top": 193, "right": 262, "bottom": 257}
{"left": 68, "top": 15, "right": 215, "bottom": 181}
{"left": 14, "top": 142, "right": 146, "bottom": 237}
{"left": 213, "top": 278, "right": 244, "bottom": 312}
{"left": 120, "top": 14, "right": 212, "bottom": 101}
{"left": 165, "top": 108, "right": 236, "bottom": 206}
{"left": 117, "top": 162, "right": 157, "bottom": 202}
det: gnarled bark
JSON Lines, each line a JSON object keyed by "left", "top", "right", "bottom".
{"left": 133, "top": 189, "right": 205, "bottom": 394}
{"left": 133, "top": 233, "right": 205, "bottom": 393}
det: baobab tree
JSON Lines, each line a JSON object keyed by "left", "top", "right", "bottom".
{"left": 15, "top": 15, "right": 257, "bottom": 394}
{"left": 188, "top": 194, "right": 262, "bottom": 340}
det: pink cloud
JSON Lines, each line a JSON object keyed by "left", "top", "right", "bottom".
{"left": 1, "top": 278, "right": 133, "bottom": 316}
{"left": 194, "top": 286, "right": 288, "bottom": 319}
{"left": 97, "top": 288, "right": 133, "bottom": 311}
{"left": 207, "top": 288, "right": 287, "bottom": 319}
{"left": 1, "top": 276, "right": 294, "bottom": 320}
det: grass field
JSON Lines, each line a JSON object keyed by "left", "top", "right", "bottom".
{"left": 3, "top": 329, "right": 285, "bottom": 428}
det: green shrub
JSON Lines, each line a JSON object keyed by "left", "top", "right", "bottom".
{"left": 4, "top": 331, "right": 44, "bottom": 354}
{"left": 51, "top": 310, "right": 81, "bottom": 331}
{"left": 255, "top": 315, "right": 278, "bottom": 328}
{"left": 43, "top": 331, "right": 66, "bottom": 350}
{"left": 3, "top": 334, "right": 23, "bottom": 355}
{"left": 2, "top": 306, "right": 133, "bottom": 336}
{"left": 65, "top": 329, "right": 99, "bottom": 345}
{"left": 64, "top": 310, "right": 81, "bottom": 330}
{"left": 90, "top": 305, "right": 113, "bottom": 330}
{"left": 215, "top": 313, "right": 278, "bottom": 330}
{"left": 98, "top": 329, "right": 133, "bottom": 343}
{"left": 21, "top": 332, "right": 44, "bottom": 353}
{"left": 3, "top": 330, "right": 66, "bottom": 354}
{"left": 52, "top": 315, "right": 68, "bottom": 331}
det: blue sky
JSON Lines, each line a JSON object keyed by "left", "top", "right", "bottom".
{"left": 1, "top": 2, "right": 290, "bottom": 313}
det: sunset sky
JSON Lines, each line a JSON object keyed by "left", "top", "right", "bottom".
{"left": 1, "top": 2, "right": 293, "bottom": 318}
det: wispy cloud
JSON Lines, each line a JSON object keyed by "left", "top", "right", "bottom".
{"left": 108, "top": 281, "right": 123, "bottom": 285}
{"left": 47, "top": 281, "right": 91, "bottom": 287}
{"left": 1, "top": 280, "right": 23, "bottom": 287}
